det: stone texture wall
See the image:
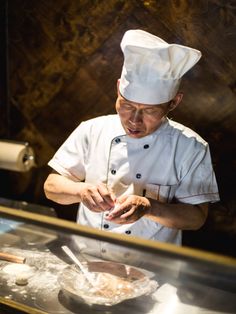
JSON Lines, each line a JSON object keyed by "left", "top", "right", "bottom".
{"left": 0, "top": 0, "right": 236, "bottom": 256}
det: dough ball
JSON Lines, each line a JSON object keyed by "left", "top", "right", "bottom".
{"left": 15, "top": 274, "right": 29, "bottom": 285}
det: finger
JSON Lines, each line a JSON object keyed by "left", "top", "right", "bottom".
{"left": 82, "top": 190, "right": 109, "bottom": 212}
{"left": 107, "top": 206, "right": 134, "bottom": 221}
{"left": 109, "top": 215, "right": 135, "bottom": 225}
{"left": 120, "top": 207, "right": 135, "bottom": 218}
{"left": 97, "top": 184, "right": 116, "bottom": 207}
{"left": 109, "top": 197, "right": 132, "bottom": 217}
{"left": 106, "top": 203, "right": 124, "bottom": 219}
{"left": 87, "top": 184, "right": 114, "bottom": 211}
{"left": 92, "top": 192, "right": 112, "bottom": 211}
{"left": 116, "top": 194, "right": 128, "bottom": 203}
{"left": 109, "top": 190, "right": 117, "bottom": 203}
{"left": 106, "top": 185, "right": 117, "bottom": 203}
{"left": 82, "top": 195, "right": 101, "bottom": 212}
{"left": 121, "top": 209, "right": 129, "bottom": 217}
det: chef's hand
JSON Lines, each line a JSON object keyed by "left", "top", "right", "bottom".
{"left": 105, "top": 195, "right": 151, "bottom": 224}
{"left": 80, "top": 183, "right": 116, "bottom": 212}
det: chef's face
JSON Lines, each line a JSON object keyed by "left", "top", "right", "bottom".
{"left": 116, "top": 93, "right": 176, "bottom": 138}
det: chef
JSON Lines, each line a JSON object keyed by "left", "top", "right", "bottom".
{"left": 44, "top": 30, "right": 220, "bottom": 257}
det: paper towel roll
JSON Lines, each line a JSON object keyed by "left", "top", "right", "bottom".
{"left": 0, "top": 141, "right": 35, "bottom": 172}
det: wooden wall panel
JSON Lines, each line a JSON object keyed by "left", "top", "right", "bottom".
{"left": 0, "top": 0, "right": 235, "bottom": 255}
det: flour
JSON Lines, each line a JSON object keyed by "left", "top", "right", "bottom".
{"left": 3, "top": 263, "right": 35, "bottom": 276}
{"left": 0, "top": 247, "right": 72, "bottom": 313}
{"left": 0, "top": 248, "right": 68, "bottom": 293}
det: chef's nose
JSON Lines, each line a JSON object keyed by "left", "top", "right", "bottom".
{"left": 130, "top": 109, "right": 143, "bottom": 123}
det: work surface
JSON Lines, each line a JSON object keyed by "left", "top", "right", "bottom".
{"left": 0, "top": 218, "right": 236, "bottom": 314}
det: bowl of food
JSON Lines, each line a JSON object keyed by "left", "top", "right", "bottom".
{"left": 58, "top": 261, "right": 158, "bottom": 306}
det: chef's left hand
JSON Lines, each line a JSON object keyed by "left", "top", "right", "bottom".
{"left": 105, "top": 195, "right": 151, "bottom": 224}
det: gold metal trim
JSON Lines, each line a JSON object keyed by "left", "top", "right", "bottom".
{"left": 0, "top": 296, "right": 47, "bottom": 314}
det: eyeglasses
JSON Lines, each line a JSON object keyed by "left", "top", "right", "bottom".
{"left": 118, "top": 103, "right": 165, "bottom": 118}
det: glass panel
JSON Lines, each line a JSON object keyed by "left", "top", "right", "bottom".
{"left": 0, "top": 208, "right": 236, "bottom": 314}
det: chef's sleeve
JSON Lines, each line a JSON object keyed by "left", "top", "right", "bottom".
{"left": 48, "top": 121, "right": 89, "bottom": 181}
{"left": 174, "top": 143, "right": 220, "bottom": 204}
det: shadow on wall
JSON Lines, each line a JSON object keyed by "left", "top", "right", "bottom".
{"left": 183, "top": 124, "right": 236, "bottom": 257}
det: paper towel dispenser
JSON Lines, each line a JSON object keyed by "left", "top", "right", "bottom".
{"left": 0, "top": 140, "right": 35, "bottom": 172}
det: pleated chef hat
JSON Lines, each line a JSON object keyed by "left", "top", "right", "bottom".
{"left": 119, "top": 30, "right": 202, "bottom": 104}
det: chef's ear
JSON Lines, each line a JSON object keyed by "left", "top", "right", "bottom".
{"left": 169, "top": 92, "right": 183, "bottom": 111}
{"left": 117, "top": 79, "right": 120, "bottom": 95}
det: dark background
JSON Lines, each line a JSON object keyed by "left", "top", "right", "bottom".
{"left": 0, "top": 0, "right": 235, "bottom": 257}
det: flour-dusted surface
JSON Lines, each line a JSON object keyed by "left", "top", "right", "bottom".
{"left": 0, "top": 247, "right": 161, "bottom": 314}
{"left": 0, "top": 247, "right": 70, "bottom": 313}
{"left": 3, "top": 263, "right": 34, "bottom": 275}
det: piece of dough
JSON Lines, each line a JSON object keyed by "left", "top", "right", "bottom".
{"left": 15, "top": 274, "right": 29, "bottom": 285}
{"left": 92, "top": 273, "right": 133, "bottom": 298}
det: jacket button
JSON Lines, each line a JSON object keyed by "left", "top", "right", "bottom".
{"left": 111, "top": 169, "right": 116, "bottom": 175}
{"left": 103, "top": 224, "right": 109, "bottom": 229}
{"left": 144, "top": 144, "right": 149, "bottom": 149}
{"left": 115, "top": 138, "right": 121, "bottom": 143}
{"left": 101, "top": 248, "right": 106, "bottom": 253}
{"left": 125, "top": 230, "right": 131, "bottom": 235}
{"left": 136, "top": 173, "right": 141, "bottom": 179}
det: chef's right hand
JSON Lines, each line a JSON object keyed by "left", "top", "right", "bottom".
{"left": 79, "top": 183, "right": 116, "bottom": 212}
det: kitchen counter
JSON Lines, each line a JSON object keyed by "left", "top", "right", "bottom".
{"left": 0, "top": 206, "right": 236, "bottom": 314}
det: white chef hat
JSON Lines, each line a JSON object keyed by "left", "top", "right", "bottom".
{"left": 119, "top": 29, "right": 202, "bottom": 105}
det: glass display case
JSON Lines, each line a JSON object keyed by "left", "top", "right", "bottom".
{"left": 0, "top": 205, "right": 236, "bottom": 314}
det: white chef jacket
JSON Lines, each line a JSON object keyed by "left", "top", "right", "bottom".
{"left": 48, "top": 114, "right": 219, "bottom": 250}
